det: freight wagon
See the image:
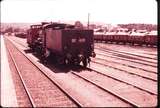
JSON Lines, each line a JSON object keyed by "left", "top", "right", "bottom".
{"left": 94, "top": 31, "right": 157, "bottom": 47}
{"left": 144, "top": 31, "right": 157, "bottom": 46}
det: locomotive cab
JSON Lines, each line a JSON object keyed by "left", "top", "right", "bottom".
{"left": 27, "top": 24, "right": 42, "bottom": 50}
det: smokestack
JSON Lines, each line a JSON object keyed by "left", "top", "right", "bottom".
{"left": 88, "top": 13, "right": 90, "bottom": 29}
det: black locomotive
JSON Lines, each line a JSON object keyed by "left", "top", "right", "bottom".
{"left": 27, "top": 22, "right": 96, "bottom": 67}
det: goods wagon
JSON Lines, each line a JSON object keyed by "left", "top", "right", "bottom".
{"left": 128, "top": 32, "right": 146, "bottom": 45}
{"left": 103, "top": 32, "right": 116, "bottom": 43}
{"left": 94, "top": 33, "right": 103, "bottom": 42}
{"left": 94, "top": 31, "right": 157, "bottom": 47}
{"left": 144, "top": 31, "right": 157, "bottom": 46}
{"left": 112, "top": 32, "right": 129, "bottom": 44}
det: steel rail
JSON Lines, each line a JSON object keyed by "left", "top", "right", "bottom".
{"left": 95, "top": 46, "right": 157, "bottom": 64}
{"left": 95, "top": 51, "right": 157, "bottom": 68}
{"left": 91, "top": 60, "right": 157, "bottom": 82}
{"left": 6, "top": 37, "right": 83, "bottom": 107}
{"left": 85, "top": 67, "right": 157, "bottom": 95}
{"left": 95, "top": 45, "right": 157, "bottom": 60}
{"left": 10, "top": 37, "right": 157, "bottom": 94}
{"left": 7, "top": 44, "right": 36, "bottom": 107}
{"left": 71, "top": 72, "right": 139, "bottom": 107}
{"left": 95, "top": 55, "right": 157, "bottom": 74}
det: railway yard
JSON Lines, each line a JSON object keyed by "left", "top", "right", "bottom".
{"left": 1, "top": 35, "right": 157, "bottom": 107}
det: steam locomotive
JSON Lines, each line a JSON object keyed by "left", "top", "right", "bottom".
{"left": 27, "top": 22, "right": 96, "bottom": 67}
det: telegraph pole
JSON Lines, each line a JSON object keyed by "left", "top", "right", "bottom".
{"left": 88, "top": 13, "right": 90, "bottom": 29}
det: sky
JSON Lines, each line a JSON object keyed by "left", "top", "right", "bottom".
{"left": 1, "top": 0, "right": 157, "bottom": 24}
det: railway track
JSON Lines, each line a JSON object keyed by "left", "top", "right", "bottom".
{"left": 94, "top": 48, "right": 157, "bottom": 68}
{"left": 5, "top": 39, "right": 32, "bottom": 107}
{"left": 9, "top": 36, "right": 157, "bottom": 89}
{"left": 5, "top": 37, "right": 134, "bottom": 107}
{"left": 95, "top": 46, "right": 157, "bottom": 66}
{"left": 91, "top": 58, "right": 157, "bottom": 82}
{"left": 95, "top": 51, "right": 157, "bottom": 73}
{"left": 7, "top": 47, "right": 36, "bottom": 107}
{"left": 45, "top": 61, "right": 157, "bottom": 107}
{"left": 89, "top": 61, "right": 157, "bottom": 95}
{"left": 5, "top": 38, "right": 81, "bottom": 107}
{"left": 95, "top": 43, "right": 157, "bottom": 56}
{"left": 11, "top": 38, "right": 157, "bottom": 81}
{"left": 71, "top": 70, "right": 157, "bottom": 107}
{"left": 8, "top": 37, "right": 28, "bottom": 48}
{"left": 95, "top": 45, "right": 157, "bottom": 62}
{"left": 95, "top": 49, "right": 157, "bottom": 67}
{"left": 93, "top": 46, "right": 157, "bottom": 81}
{"left": 95, "top": 52, "right": 157, "bottom": 73}
{"left": 10, "top": 37, "right": 157, "bottom": 76}
{"left": 7, "top": 36, "right": 157, "bottom": 107}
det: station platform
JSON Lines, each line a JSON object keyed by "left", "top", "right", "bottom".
{"left": 1, "top": 35, "right": 18, "bottom": 107}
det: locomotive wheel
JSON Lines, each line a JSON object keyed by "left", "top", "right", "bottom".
{"left": 82, "top": 58, "right": 87, "bottom": 67}
{"left": 40, "top": 55, "right": 47, "bottom": 64}
{"left": 75, "top": 60, "right": 81, "bottom": 65}
{"left": 44, "top": 49, "right": 50, "bottom": 59}
{"left": 40, "top": 49, "right": 50, "bottom": 64}
{"left": 64, "top": 59, "right": 69, "bottom": 65}
{"left": 31, "top": 47, "right": 35, "bottom": 52}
